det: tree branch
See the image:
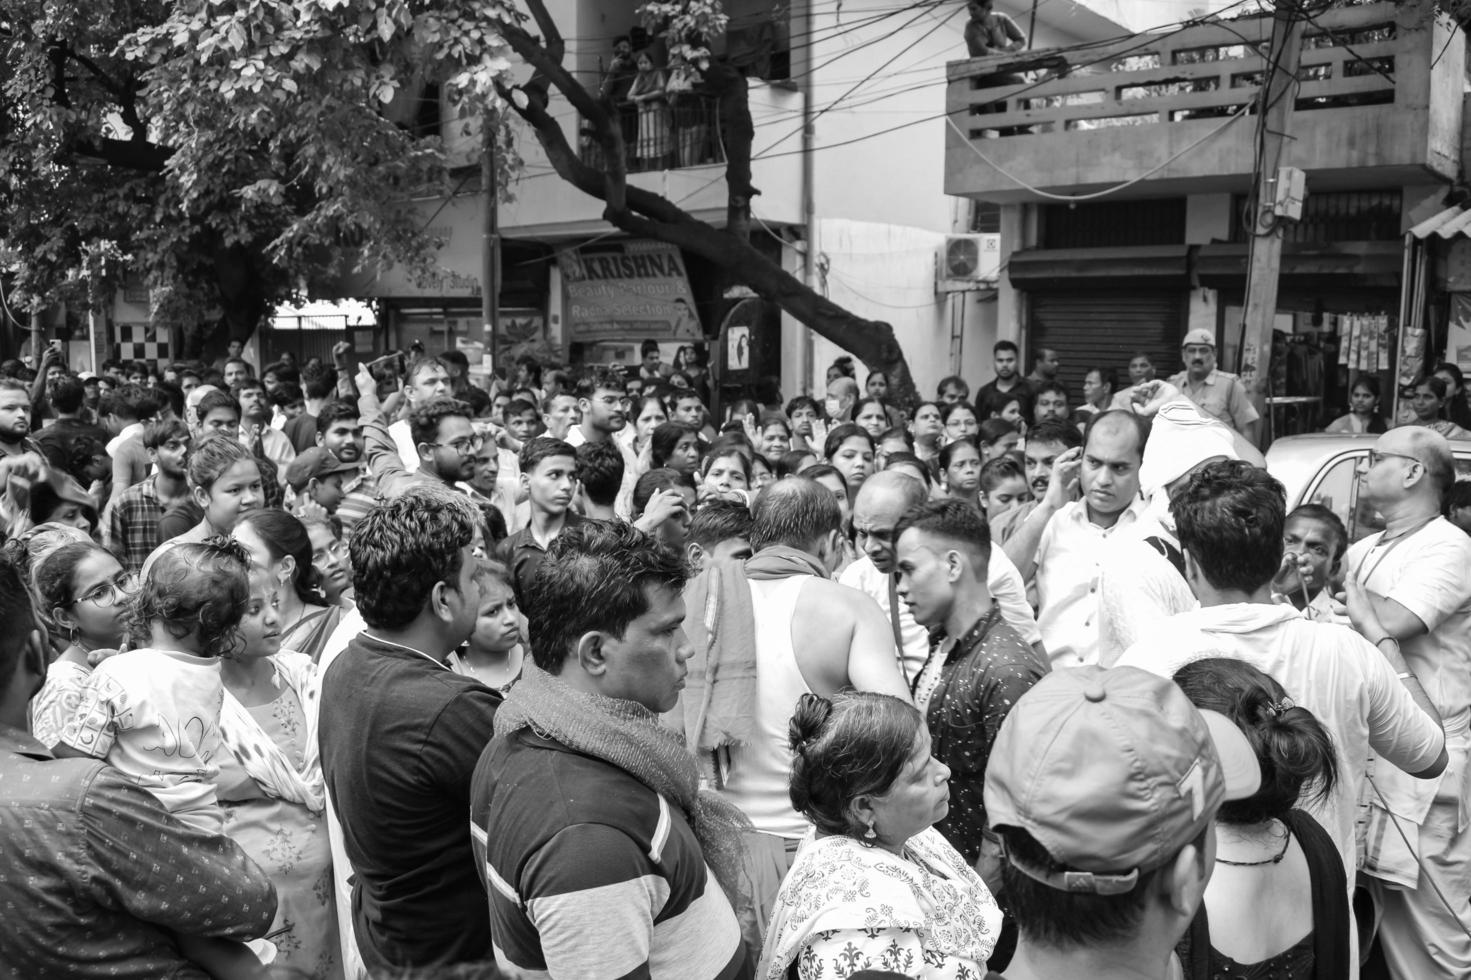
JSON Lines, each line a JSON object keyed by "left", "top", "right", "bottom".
{"left": 71, "top": 136, "right": 172, "bottom": 171}
{"left": 501, "top": 5, "right": 628, "bottom": 213}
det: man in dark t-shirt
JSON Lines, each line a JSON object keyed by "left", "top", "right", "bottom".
{"left": 318, "top": 486, "right": 500, "bottom": 975}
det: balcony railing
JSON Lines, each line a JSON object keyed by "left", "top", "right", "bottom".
{"left": 944, "top": 0, "right": 1463, "bottom": 201}
{"left": 580, "top": 95, "right": 727, "bottom": 174}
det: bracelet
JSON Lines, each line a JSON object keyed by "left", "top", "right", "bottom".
{"left": 1374, "top": 636, "right": 1400, "bottom": 649}
{"left": 1396, "top": 671, "right": 1414, "bottom": 680}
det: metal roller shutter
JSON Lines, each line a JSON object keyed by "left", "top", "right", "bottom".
{"left": 1027, "top": 290, "right": 1187, "bottom": 397}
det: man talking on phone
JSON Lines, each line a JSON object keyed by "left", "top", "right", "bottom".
{"left": 1021, "top": 411, "right": 1149, "bottom": 668}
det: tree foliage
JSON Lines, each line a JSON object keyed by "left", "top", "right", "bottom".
{"left": 1, "top": 0, "right": 916, "bottom": 398}
{"left": 0, "top": 0, "right": 518, "bottom": 344}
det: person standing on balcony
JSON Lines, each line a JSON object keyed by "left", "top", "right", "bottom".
{"left": 600, "top": 35, "right": 638, "bottom": 150}
{"left": 628, "top": 52, "right": 672, "bottom": 169}
{"left": 1168, "top": 328, "right": 1260, "bottom": 440}
{"left": 964, "top": 0, "right": 1026, "bottom": 61}
{"left": 667, "top": 53, "right": 709, "bottom": 168}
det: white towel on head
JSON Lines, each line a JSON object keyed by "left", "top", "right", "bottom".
{"left": 1138, "top": 400, "right": 1240, "bottom": 496}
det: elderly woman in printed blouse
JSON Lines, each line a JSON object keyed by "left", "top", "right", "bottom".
{"left": 759, "top": 692, "right": 1002, "bottom": 980}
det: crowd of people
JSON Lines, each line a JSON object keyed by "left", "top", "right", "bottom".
{"left": 0, "top": 327, "right": 1468, "bottom": 980}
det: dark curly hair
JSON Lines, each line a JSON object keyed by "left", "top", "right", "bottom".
{"left": 349, "top": 485, "right": 481, "bottom": 629}
{"left": 131, "top": 537, "right": 250, "bottom": 658}
{"left": 1170, "top": 459, "right": 1285, "bottom": 593}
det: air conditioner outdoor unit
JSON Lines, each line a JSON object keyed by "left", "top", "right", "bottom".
{"left": 937, "top": 233, "right": 1001, "bottom": 292}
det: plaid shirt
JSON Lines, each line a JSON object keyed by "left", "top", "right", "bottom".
{"left": 106, "top": 475, "right": 169, "bottom": 575}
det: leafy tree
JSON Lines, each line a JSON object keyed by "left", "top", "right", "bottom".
{"left": 1, "top": 0, "right": 917, "bottom": 400}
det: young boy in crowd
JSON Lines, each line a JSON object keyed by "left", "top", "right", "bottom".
{"left": 504, "top": 399, "right": 540, "bottom": 445}
{"left": 497, "top": 437, "right": 581, "bottom": 598}
{"left": 1271, "top": 502, "right": 1348, "bottom": 618}
{"left": 980, "top": 455, "right": 1030, "bottom": 520}
{"left": 284, "top": 447, "right": 360, "bottom": 517}
{"left": 684, "top": 498, "right": 754, "bottom": 571}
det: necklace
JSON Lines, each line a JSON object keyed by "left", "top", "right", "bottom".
{"left": 1216, "top": 824, "right": 1293, "bottom": 867}
{"left": 363, "top": 632, "right": 450, "bottom": 671}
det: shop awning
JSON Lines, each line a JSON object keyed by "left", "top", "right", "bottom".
{"left": 1007, "top": 246, "right": 1191, "bottom": 286}
{"left": 1408, "top": 204, "right": 1471, "bottom": 239}
{"left": 1195, "top": 241, "right": 1402, "bottom": 288}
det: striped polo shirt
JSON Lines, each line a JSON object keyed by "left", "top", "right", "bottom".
{"left": 470, "top": 729, "right": 750, "bottom": 980}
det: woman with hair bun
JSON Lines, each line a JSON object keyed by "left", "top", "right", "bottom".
{"left": 759, "top": 692, "right": 1001, "bottom": 979}
{"left": 1172, "top": 658, "right": 1348, "bottom": 980}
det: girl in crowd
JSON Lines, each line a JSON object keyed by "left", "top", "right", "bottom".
{"left": 866, "top": 369, "right": 890, "bottom": 400}
{"left": 145, "top": 435, "right": 262, "bottom": 574}
{"left": 1433, "top": 362, "right": 1471, "bottom": 429}
{"left": 823, "top": 423, "right": 875, "bottom": 493}
{"left": 761, "top": 692, "right": 1000, "bottom": 978}
{"left": 979, "top": 455, "right": 1030, "bottom": 519}
{"left": 1172, "top": 658, "right": 1346, "bottom": 980}
{"left": 217, "top": 562, "right": 340, "bottom": 980}
{"left": 939, "top": 438, "right": 983, "bottom": 510}
{"left": 1402, "top": 375, "right": 1471, "bottom": 439}
{"left": 777, "top": 448, "right": 818, "bottom": 478}
{"left": 876, "top": 427, "right": 913, "bottom": 470}
{"left": 633, "top": 468, "right": 698, "bottom": 551}
{"left": 940, "top": 400, "right": 979, "bottom": 444}
{"left": 650, "top": 420, "right": 703, "bottom": 475}
{"left": 28, "top": 541, "right": 133, "bottom": 748}
{"left": 302, "top": 518, "right": 353, "bottom": 608}
{"left": 852, "top": 397, "right": 891, "bottom": 442}
{"left": 909, "top": 401, "right": 944, "bottom": 464}
{"left": 58, "top": 539, "right": 262, "bottom": 977}
{"left": 757, "top": 412, "right": 793, "bottom": 462}
{"left": 449, "top": 560, "right": 524, "bottom": 695}
{"left": 699, "top": 446, "right": 752, "bottom": 505}
{"left": 628, "top": 51, "right": 670, "bottom": 166}
{"left": 984, "top": 392, "right": 1028, "bottom": 438}
{"left": 1324, "top": 376, "right": 1387, "bottom": 434}
{"left": 751, "top": 454, "right": 776, "bottom": 493}
{"left": 234, "top": 509, "right": 345, "bottom": 663}
{"left": 798, "top": 462, "right": 859, "bottom": 574}
{"left": 977, "top": 418, "right": 1021, "bottom": 461}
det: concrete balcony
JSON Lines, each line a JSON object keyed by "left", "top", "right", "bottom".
{"left": 944, "top": 0, "right": 1464, "bottom": 203}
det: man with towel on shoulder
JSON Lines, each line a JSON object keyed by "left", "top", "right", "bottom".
{"left": 676, "top": 477, "right": 910, "bottom": 960}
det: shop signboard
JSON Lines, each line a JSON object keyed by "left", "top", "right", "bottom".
{"left": 559, "top": 241, "right": 701, "bottom": 343}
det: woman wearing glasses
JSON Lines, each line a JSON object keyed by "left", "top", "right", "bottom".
{"left": 27, "top": 541, "right": 134, "bottom": 748}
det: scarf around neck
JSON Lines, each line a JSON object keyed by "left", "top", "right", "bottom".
{"left": 494, "top": 662, "right": 751, "bottom": 903}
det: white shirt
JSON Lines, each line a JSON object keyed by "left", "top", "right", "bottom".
{"left": 1117, "top": 602, "right": 1446, "bottom": 878}
{"left": 390, "top": 417, "right": 418, "bottom": 471}
{"left": 105, "top": 421, "right": 144, "bottom": 457}
{"left": 58, "top": 648, "right": 226, "bottom": 833}
{"left": 838, "top": 551, "right": 1041, "bottom": 684}
{"left": 1343, "top": 518, "right": 1471, "bottom": 875}
{"left": 1035, "top": 497, "right": 1147, "bottom": 668}
{"left": 240, "top": 423, "right": 297, "bottom": 486}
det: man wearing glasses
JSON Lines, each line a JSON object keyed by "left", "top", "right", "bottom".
{"left": 1345, "top": 428, "right": 1471, "bottom": 980}
{"left": 357, "top": 365, "right": 482, "bottom": 498}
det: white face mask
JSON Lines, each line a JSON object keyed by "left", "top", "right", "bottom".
{"left": 824, "top": 397, "right": 843, "bottom": 417}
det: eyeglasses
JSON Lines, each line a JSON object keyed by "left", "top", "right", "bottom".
{"left": 313, "top": 540, "right": 348, "bottom": 563}
{"left": 433, "top": 434, "right": 485, "bottom": 455}
{"left": 78, "top": 574, "right": 138, "bottom": 608}
{"left": 1365, "top": 450, "right": 1421, "bottom": 469}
